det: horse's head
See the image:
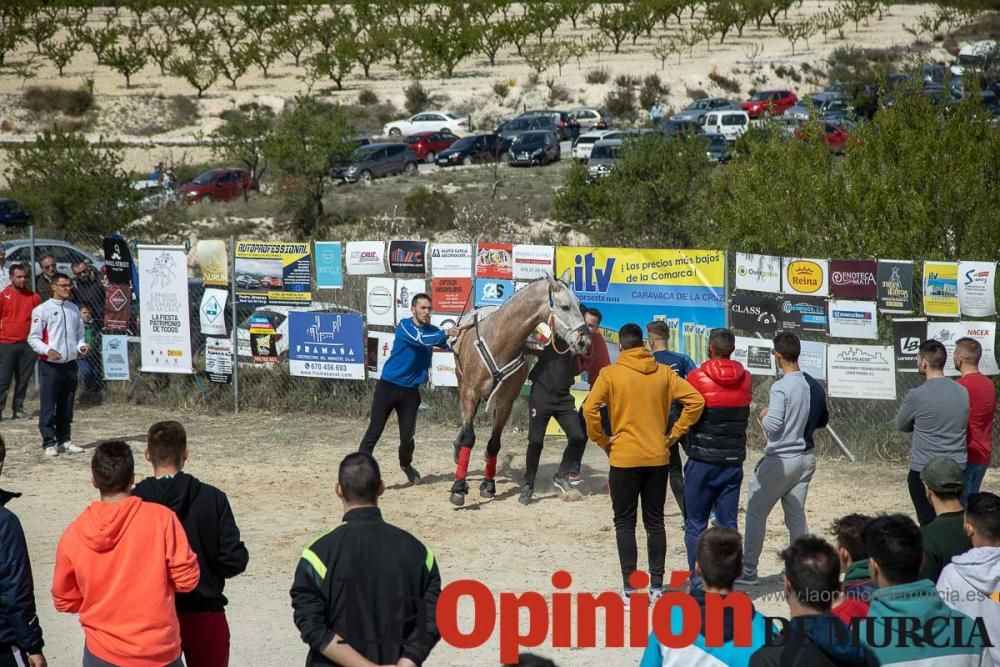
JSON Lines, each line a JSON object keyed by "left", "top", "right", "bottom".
{"left": 546, "top": 270, "right": 591, "bottom": 355}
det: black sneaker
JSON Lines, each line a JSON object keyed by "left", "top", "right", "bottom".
{"left": 401, "top": 465, "right": 421, "bottom": 485}
{"left": 518, "top": 484, "right": 534, "bottom": 506}
{"left": 552, "top": 473, "right": 572, "bottom": 494}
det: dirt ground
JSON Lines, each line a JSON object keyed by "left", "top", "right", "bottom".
{"left": 0, "top": 401, "right": 929, "bottom": 666}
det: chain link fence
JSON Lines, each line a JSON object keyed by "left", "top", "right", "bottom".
{"left": 2, "top": 226, "right": 995, "bottom": 463}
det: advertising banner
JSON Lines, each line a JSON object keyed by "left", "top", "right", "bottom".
{"left": 735, "top": 253, "right": 781, "bottom": 293}
{"left": 430, "top": 351, "right": 458, "bottom": 387}
{"left": 827, "top": 345, "right": 896, "bottom": 400}
{"left": 288, "top": 312, "right": 365, "bottom": 379}
{"left": 366, "top": 331, "right": 395, "bottom": 379}
{"left": 205, "top": 337, "right": 233, "bottom": 383}
{"left": 729, "top": 293, "right": 780, "bottom": 335}
{"left": 195, "top": 240, "right": 228, "bottom": 286}
{"left": 958, "top": 261, "right": 996, "bottom": 317}
{"left": 248, "top": 314, "right": 277, "bottom": 364}
{"left": 830, "top": 259, "right": 877, "bottom": 299}
{"left": 388, "top": 240, "right": 428, "bottom": 274}
{"left": 431, "top": 313, "right": 461, "bottom": 330}
{"left": 927, "top": 321, "right": 999, "bottom": 376}
{"left": 199, "top": 288, "right": 228, "bottom": 336}
{"left": 103, "top": 237, "right": 133, "bottom": 285}
{"left": 137, "top": 245, "right": 192, "bottom": 374}
{"left": 778, "top": 296, "right": 828, "bottom": 335}
{"left": 395, "top": 279, "right": 426, "bottom": 323}
{"left": 828, "top": 300, "right": 878, "bottom": 339}
{"left": 733, "top": 336, "right": 776, "bottom": 376}
{"left": 923, "top": 261, "right": 960, "bottom": 317}
{"left": 892, "top": 318, "right": 926, "bottom": 373}
{"left": 476, "top": 243, "right": 513, "bottom": 279}
{"left": 877, "top": 260, "right": 914, "bottom": 314}
{"left": 235, "top": 242, "right": 311, "bottom": 306}
{"left": 782, "top": 257, "right": 829, "bottom": 297}
{"left": 799, "top": 340, "right": 827, "bottom": 380}
{"left": 366, "top": 277, "right": 395, "bottom": 327}
{"left": 103, "top": 283, "right": 131, "bottom": 332}
{"left": 101, "top": 335, "right": 130, "bottom": 381}
{"left": 432, "top": 277, "right": 472, "bottom": 313}
{"left": 962, "top": 322, "right": 998, "bottom": 375}
{"left": 430, "top": 243, "right": 473, "bottom": 277}
{"left": 512, "top": 244, "right": 554, "bottom": 280}
{"left": 314, "top": 242, "right": 343, "bottom": 289}
{"left": 474, "top": 278, "right": 515, "bottom": 307}
{"left": 345, "top": 241, "right": 386, "bottom": 275}
{"left": 555, "top": 247, "right": 726, "bottom": 358}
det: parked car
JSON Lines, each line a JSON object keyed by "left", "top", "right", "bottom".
{"left": 950, "top": 40, "right": 998, "bottom": 77}
{"left": 382, "top": 111, "right": 469, "bottom": 137}
{"left": 236, "top": 302, "right": 361, "bottom": 362}
{"left": 435, "top": 133, "right": 505, "bottom": 166}
{"left": 131, "top": 180, "right": 177, "bottom": 212}
{"left": 1, "top": 239, "right": 104, "bottom": 275}
{"left": 705, "top": 134, "right": 732, "bottom": 163}
{"left": 658, "top": 118, "right": 704, "bottom": 138}
{"left": 179, "top": 168, "right": 258, "bottom": 203}
{"left": 701, "top": 110, "right": 750, "bottom": 141}
{"left": 586, "top": 139, "right": 623, "bottom": 181}
{"left": 671, "top": 97, "right": 739, "bottom": 123}
{"left": 571, "top": 129, "right": 615, "bottom": 161}
{"left": 332, "top": 143, "right": 419, "bottom": 183}
{"left": 741, "top": 90, "right": 799, "bottom": 118}
{"left": 495, "top": 115, "right": 561, "bottom": 143}
{"left": 404, "top": 130, "right": 459, "bottom": 163}
{"left": 782, "top": 91, "right": 847, "bottom": 120}
{"left": 516, "top": 109, "right": 580, "bottom": 140}
{"left": 0, "top": 199, "right": 31, "bottom": 227}
{"left": 567, "top": 107, "right": 612, "bottom": 130}
{"left": 795, "top": 121, "right": 851, "bottom": 153}
{"left": 508, "top": 130, "right": 560, "bottom": 166}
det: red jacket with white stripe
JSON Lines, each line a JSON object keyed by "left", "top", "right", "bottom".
{"left": 0, "top": 285, "right": 41, "bottom": 344}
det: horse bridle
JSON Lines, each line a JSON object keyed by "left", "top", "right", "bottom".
{"left": 547, "top": 281, "right": 589, "bottom": 355}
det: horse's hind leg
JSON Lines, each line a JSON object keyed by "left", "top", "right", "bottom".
{"left": 480, "top": 366, "right": 528, "bottom": 499}
{"left": 449, "top": 394, "right": 480, "bottom": 507}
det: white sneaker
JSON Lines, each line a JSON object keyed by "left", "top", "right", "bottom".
{"left": 649, "top": 587, "right": 664, "bottom": 606}
{"left": 621, "top": 589, "right": 634, "bottom": 609}
{"left": 44, "top": 446, "right": 59, "bottom": 457}
{"left": 59, "top": 441, "right": 84, "bottom": 454}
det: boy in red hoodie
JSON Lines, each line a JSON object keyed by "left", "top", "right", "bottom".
{"left": 51, "top": 441, "right": 200, "bottom": 667}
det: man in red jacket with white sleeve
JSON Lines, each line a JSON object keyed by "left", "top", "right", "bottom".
{"left": 682, "top": 328, "right": 752, "bottom": 584}
{"left": 0, "top": 264, "right": 41, "bottom": 421}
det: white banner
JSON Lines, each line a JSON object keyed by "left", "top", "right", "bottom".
{"left": 927, "top": 321, "right": 964, "bottom": 377}
{"left": 828, "top": 300, "right": 878, "bottom": 339}
{"left": 431, "top": 313, "right": 460, "bottom": 330}
{"left": 430, "top": 351, "right": 458, "bottom": 387}
{"left": 828, "top": 345, "right": 896, "bottom": 400}
{"left": 138, "top": 245, "right": 192, "bottom": 374}
{"left": 199, "top": 288, "right": 228, "bottom": 336}
{"left": 733, "top": 336, "right": 776, "bottom": 376}
{"left": 366, "top": 277, "right": 395, "bottom": 326}
{"left": 929, "top": 321, "right": 999, "bottom": 376}
{"left": 366, "top": 331, "right": 395, "bottom": 380}
{"left": 782, "top": 257, "right": 830, "bottom": 297}
{"left": 735, "top": 253, "right": 781, "bottom": 293}
{"left": 101, "top": 335, "right": 130, "bottom": 381}
{"left": 395, "top": 279, "right": 426, "bottom": 324}
{"left": 346, "top": 241, "right": 386, "bottom": 275}
{"left": 800, "top": 340, "right": 827, "bottom": 380}
{"left": 958, "top": 261, "right": 997, "bottom": 317}
{"left": 430, "top": 243, "right": 473, "bottom": 277}
{"left": 512, "top": 244, "right": 554, "bottom": 280}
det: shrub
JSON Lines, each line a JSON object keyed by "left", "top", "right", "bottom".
{"left": 21, "top": 86, "right": 94, "bottom": 117}
{"left": 358, "top": 88, "right": 379, "bottom": 106}
{"left": 604, "top": 81, "right": 637, "bottom": 123}
{"left": 614, "top": 73, "right": 640, "bottom": 88}
{"left": 708, "top": 69, "right": 742, "bottom": 94}
{"left": 492, "top": 79, "right": 511, "bottom": 103}
{"left": 585, "top": 67, "right": 610, "bottom": 84}
{"left": 686, "top": 87, "right": 709, "bottom": 99}
{"left": 546, "top": 78, "right": 572, "bottom": 105}
{"left": 638, "top": 73, "right": 669, "bottom": 110}
{"left": 403, "top": 187, "right": 456, "bottom": 231}
{"left": 404, "top": 81, "right": 432, "bottom": 115}
{"left": 773, "top": 64, "right": 802, "bottom": 83}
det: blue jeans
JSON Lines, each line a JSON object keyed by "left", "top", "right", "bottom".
{"left": 683, "top": 458, "right": 743, "bottom": 573}
{"left": 963, "top": 463, "right": 988, "bottom": 506}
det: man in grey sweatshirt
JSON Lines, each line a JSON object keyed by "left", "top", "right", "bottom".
{"left": 740, "top": 332, "right": 828, "bottom": 585}
{"left": 895, "top": 339, "right": 969, "bottom": 526}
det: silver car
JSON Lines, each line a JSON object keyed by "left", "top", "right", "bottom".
{"left": 1, "top": 238, "right": 104, "bottom": 275}
{"left": 671, "top": 97, "right": 739, "bottom": 123}
{"left": 586, "top": 139, "right": 623, "bottom": 182}
{"left": 783, "top": 92, "right": 848, "bottom": 121}
{"left": 571, "top": 129, "right": 615, "bottom": 160}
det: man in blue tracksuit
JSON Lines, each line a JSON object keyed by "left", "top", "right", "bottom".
{"left": 360, "top": 293, "right": 458, "bottom": 486}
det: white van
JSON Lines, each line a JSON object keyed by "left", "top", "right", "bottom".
{"left": 571, "top": 129, "right": 614, "bottom": 160}
{"left": 702, "top": 110, "right": 749, "bottom": 141}
{"left": 951, "top": 40, "right": 998, "bottom": 77}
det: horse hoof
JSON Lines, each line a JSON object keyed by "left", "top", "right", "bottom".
{"left": 450, "top": 493, "right": 466, "bottom": 507}
{"left": 479, "top": 479, "right": 496, "bottom": 498}
{"left": 449, "top": 480, "right": 469, "bottom": 506}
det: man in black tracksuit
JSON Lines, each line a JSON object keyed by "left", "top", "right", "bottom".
{"left": 0, "top": 437, "right": 47, "bottom": 667}
{"left": 520, "top": 335, "right": 587, "bottom": 506}
{"left": 131, "top": 421, "right": 249, "bottom": 667}
{"left": 291, "top": 453, "right": 440, "bottom": 667}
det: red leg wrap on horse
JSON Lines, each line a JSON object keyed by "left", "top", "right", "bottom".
{"left": 456, "top": 446, "right": 472, "bottom": 480}
{"left": 484, "top": 455, "right": 497, "bottom": 480}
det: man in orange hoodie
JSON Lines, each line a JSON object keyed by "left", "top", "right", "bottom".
{"left": 52, "top": 441, "right": 200, "bottom": 667}
{"left": 583, "top": 323, "right": 704, "bottom": 600}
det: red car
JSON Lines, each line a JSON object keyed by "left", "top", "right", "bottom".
{"left": 404, "top": 131, "right": 459, "bottom": 163}
{"left": 741, "top": 90, "right": 799, "bottom": 118}
{"left": 795, "top": 121, "right": 851, "bottom": 153}
{"left": 179, "top": 168, "right": 259, "bottom": 203}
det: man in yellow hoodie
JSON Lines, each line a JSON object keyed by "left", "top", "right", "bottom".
{"left": 583, "top": 323, "right": 705, "bottom": 599}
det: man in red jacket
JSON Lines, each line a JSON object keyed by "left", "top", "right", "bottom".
{"left": 682, "top": 328, "right": 752, "bottom": 581}
{"left": 0, "top": 264, "right": 41, "bottom": 421}
{"left": 954, "top": 337, "right": 996, "bottom": 502}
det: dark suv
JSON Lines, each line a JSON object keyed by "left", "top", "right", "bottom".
{"left": 435, "top": 134, "right": 505, "bottom": 166}
{"left": 0, "top": 199, "right": 31, "bottom": 227}
{"left": 333, "top": 143, "right": 419, "bottom": 183}
{"left": 508, "top": 131, "right": 561, "bottom": 166}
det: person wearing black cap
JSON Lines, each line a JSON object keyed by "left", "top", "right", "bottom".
{"left": 919, "top": 457, "right": 972, "bottom": 582}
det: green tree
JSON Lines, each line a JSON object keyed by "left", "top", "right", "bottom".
{"left": 587, "top": 7, "right": 633, "bottom": 54}
{"left": 40, "top": 33, "right": 80, "bottom": 77}
{"left": 169, "top": 50, "right": 220, "bottom": 98}
{"left": 6, "top": 128, "right": 140, "bottom": 235}
{"left": 307, "top": 40, "right": 356, "bottom": 90}
{"left": 212, "top": 102, "right": 275, "bottom": 184}
{"left": 104, "top": 28, "right": 148, "bottom": 88}
{"left": 0, "top": 5, "right": 28, "bottom": 66}
{"left": 410, "top": 5, "right": 481, "bottom": 78}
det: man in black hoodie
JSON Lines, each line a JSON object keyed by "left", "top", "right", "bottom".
{"left": 0, "top": 436, "right": 47, "bottom": 667}
{"left": 132, "top": 421, "right": 249, "bottom": 667}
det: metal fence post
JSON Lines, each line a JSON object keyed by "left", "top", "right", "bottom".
{"left": 28, "top": 225, "right": 36, "bottom": 292}
{"left": 230, "top": 235, "right": 239, "bottom": 415}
